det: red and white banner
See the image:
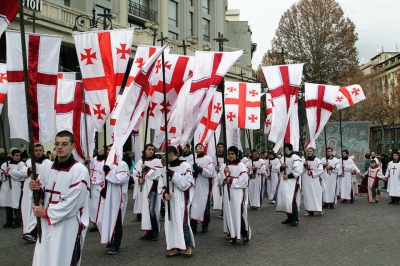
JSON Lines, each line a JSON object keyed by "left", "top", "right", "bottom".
{"left": 57, "top": 72, "right": 76, "bottom": 80}
{"left": 55, "top": 79, "right": 95, "bottom": 162}
{"left": 304, "top": 83, "right": 339, "bottom": 149}
{"left": 73, "top": 28, "right": 134, "bottom": 131}
{"left": 6, "top": 30, "right": 62, "bottom": 142}
{"left": 148, "top": 53, "right": 194, "bottom": 129}
{"left": 0, "top": 0, "right": 18, "bottom": 37}
{"left": 264, "top": 93, "right": 273, "bottom": 135}
{"left": 0, "top": 63, "right": 7, "bottom": 115}
{"left": 106, "top": 45, "right": 167, "bottom": 165}
{"left": 225, "top": 81, "right": 261, "bottom": 130}
{"left": 262, "top": 64, "right": 303, "bottom": 152}
{"left": 335, "top": 84, "right": 365, "bottom": 110}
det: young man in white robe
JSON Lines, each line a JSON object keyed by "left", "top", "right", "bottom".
{"left": 217, "top": 146, "right": 251, "bottom": 246}
{"left": 266, "top": 150, "right": 281, "bottom": 204}
{"left": 384, "top": 149, "right": 400, "bottom": 204}
{"left": 97, "top": 144, "right": 130, "bottom": 255}
{"left": 29, "top": 130, "right": 90, "bottom": 266}
{"left": 190, "top": 143, "right": 215, "bottom": 234}
{"left": 302, "top": 148, "right": 324, "bottom": 216}
{"left": 88, "top": 146, "right": 106, "bottom": 232}
{"left": 0, "top": 149, "right": 27, "bottom": 228}
{"left": 212, "top": 142, "right": 225, "bottom": 213}
{"left": 363, "top": 160, "right": 384, "bottom": 203}
{"left": 181, "top": 144, "right": 194, "bottom": 165}
{"left": 321, "top": 147, "right": 341, "bottom": 209}
{"left": 21, "top": 144, "right": 52, "bottom": 242}
{"left": 339, "top": 150, "right": 354, "bottom": 203}
{"left": 277, "top": 143, "right": 304, "bottom": 227}
{"left": 158, "top": 146, "right": 195, "bottom": 258}
{"left": 132, "top": 143, "right": 163, "bottom": 241}
{"left": 245, "top": 149, "right": 267, "bottom": 210}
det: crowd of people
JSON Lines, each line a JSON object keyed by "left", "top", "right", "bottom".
{"left": 1, "top": 131, "right": 399, "bottom": 265}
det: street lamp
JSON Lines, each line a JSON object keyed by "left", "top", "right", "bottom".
{"left": 73, "top": 4, "right": 113, "bottom": 32}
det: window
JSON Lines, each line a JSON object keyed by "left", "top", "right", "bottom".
{"left": 168, "top": 31, "right": 178, "bottom": 41}
{"left": 168, "top": 1, "right": 178, "bottom": 27}
{"left": 202, "top": 18, "right": 210, "bottom": 42}
{"left": 128, "top": 19, "right": 141, "bottom": 29}
{"left": 202, "top": 0, "right": 210, "bottom": 14}
{"left": 189, "top": 12, "right": 193, "bottom": 37}
{"left": 133, "top": 0, "right": 149, "bottom": 8}
{"left": 58, "top": 0, "right": 70, "bottom": 6}
{"left": 189, "top": 0, "right": 193, "bottom": 6}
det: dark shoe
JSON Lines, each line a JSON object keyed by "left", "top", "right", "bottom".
{"left": 132, "top": 217, "right": 141, "bottom": 222}
{"left": 201, "top": 228, "right": 208, "bottom": 233}
{"left": 243, "top": 236, "right": 249, "bottom": 244}
{"left": 105, "top": 243, "right": 113, "bottom": 250}
{"left": 166, "top": 249, "right": 180, "bottom": 257}
{"left": 107, "top": 246, "right": 120, "bottom": 255}
{"left": 388, "top": 201, "right": 395, "bottom": 204}
{"left": 323, "top": 203, "right": 329, "bottom": 209}
{"left": 290, "top": 221, "right": 299, "bottom": 227}
{"left": 152, "top": 232, "right": 159, "bottom": 241}
{"left": 183, "top": 247, "right": 192, "bottom": 258}
{"left": 3, "top": 223, "right": 12, "bottom": 228}
{"left": 350, "top": 200, "right": 354, "bottom": 204}
{"left": 227, "top": 239, "right": 237, "bottom": 246}
{"left": 89, "top": 226, "right": 98, "bottom": 232}
{"left": 329, "top": 203, "right": 334, "bottom": 209}
{"left": 139, "top": 232, "right": 153, "bottom": 240}
{"left": 12, "top": 223, "right": 21, "bottom": 228}
{"left": 281, "top": 219, "right": 291, "bottom": 224}
{"left": 22, "top": 235, "right": 36, "bottom": 242}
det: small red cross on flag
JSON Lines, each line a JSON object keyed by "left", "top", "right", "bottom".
{"left": 0, "top": 63, "right": 7, "bottom": 115}
{"left": 335, "top": 84, "right": 365, "bottom": 110}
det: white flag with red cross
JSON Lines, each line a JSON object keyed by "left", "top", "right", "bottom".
{"left": 227, "top": 128, "right": 243, "bottom": 152}
{"left": 0, "top": 63, "right": 8, "bottom": 115}
{"left": 73, "top": 28, "right": 134, "bottom": 132}
{"left": 224, "top": 81, "right": 261, "bottom": 130}
{"left": 6, "top": 30, "right": 62, "bottom": 142}
{"left": 262, "top": 64, "right": 303, "bottom": 152}
{"left": 57, "top": 72, "right": 76, "bottom": 80}
{"left": 304, "top": 83, "right": 339, "bottom": 149}
{"left": 147, "top": 53, "right": 194, "bottom": 129}
{"left": 55, "top": 79, "right": 95, "bottom": 161}
{"left": 193, "top": 91, "right": 223, "bottom": 147}
{"left": 106, "top": 45, "right": 168, "bottom": 165}
{"left": 335, "top": 84, "right": 365, "bottom": 110}
{"left": 0, "top": 0, "right": 18, "bottom": 37}
{"left": 264, "top": 93, "right": 273, "bottom": 135}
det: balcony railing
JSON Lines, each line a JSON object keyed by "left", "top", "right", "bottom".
{"left": 127, "top": 0, "right": 157, "bottom": 22}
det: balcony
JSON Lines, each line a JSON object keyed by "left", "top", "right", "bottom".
{"left": 127, "top": 1, "right": 157, "bottom": 22}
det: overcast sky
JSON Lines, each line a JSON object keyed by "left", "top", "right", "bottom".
{"left": 228, "top": 0, "right": 400, "bottom": 69}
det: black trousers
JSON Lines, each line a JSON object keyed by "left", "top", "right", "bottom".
{"left": 287, "top": 184, "right": 299, "bottom": 222}
{"left": 5, "top": 207, "right": 20, "bottom": 224}
{"left": 111, "top": 210, "right": 123, "bottom": 248}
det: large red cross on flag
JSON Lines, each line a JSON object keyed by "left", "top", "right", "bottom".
{"left": 304, "top": 83, "right": 339, "bottom": 149}
{"left": 0, "top": 63, "right": 7, "bottom": 115}
{"left": 6, "top": 30, "right": 62, "bottom": 142}
{"left": 335, "top": 84, "right": 365, "bottom": 110}
{"left": 0, "top": 0, "right": 18, "bottom": 37}
{"left": 264, "top": 93, "right": 273, "bottom": 135}
{"left": 225, "top": 81, "right": 261, "bottom": 129}
{"left": 262, "top": 64, "right": 303, "bottom": 152}
{"left": 55, "top": 79, "right": 95, "bottom": 162}
{"left": 73, "top": 28, "right": 134, "bottom": 132}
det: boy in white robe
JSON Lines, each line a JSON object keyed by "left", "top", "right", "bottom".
{"left": 302, "top": 148, "right": 323, "bottom": 216}
{"left": 384, "top": 149, "right": 400, "bottom": 204}
{"left": 212, "top": 142, "right": 225, "bottom": 212}
{"left": 321, "top": 147, "right": 341, "bottom": 209}
{"left": 363, "top": 160, "right": 384, "bottom": 203}
{"left": 266, "top": 150, "right": 281, "bottom": 204}
{"left": 245, "top": 149, "right": 267, "bottom": 210}
{"left": 339, "top": 150, "right": 354, "bottom": 203}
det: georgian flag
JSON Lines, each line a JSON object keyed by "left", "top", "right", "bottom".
{"left": 55, "top": 79, "right": 95, "bottom": 162}
{"left": 57, "top": 72, "right": 76, "bottom": 80}
{"left": 73, "top": 28, "right": 134, "bottom": 131}
{"left": 6, "top": 30, "right": 62, "bottom": 142}
{"left": 304, "top": 83, "right": 339, "bottom": 149}
{"left": 335, "top": 84, "right": 365, "bottom": 110}
{"left": 0, "top": 63, "right": 7, "bottom": 115}
{"left": 264, "top": 93, "right": 273, "bottom": 135}
{"left": 224, "top": 81, "right": 261, "bottom": 130}
{"left": 262, "top": 64, "right": 303, "bottom": 152}
{"left": 0, "top": 0, "right": 18, "bottom": 37}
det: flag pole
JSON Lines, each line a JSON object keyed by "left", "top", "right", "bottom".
{"left": 18, "top": 0, "right": 41, "bottom": 242}
{"left": 0, "top": 117, "right": 11, "bottom": 189}
{"left": 339, "top": 109, "right": 343, "bottom": 164}
{"left": 82, "top": 83, "right": 91, "bottom": 198}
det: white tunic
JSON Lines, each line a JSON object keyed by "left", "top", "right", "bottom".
{"left": 276, "top": 153, "right": 304, "bottom": 214}
{"left": 21, "top": 158, "right": 52, "bottom": 235}
{"left": 364, "top": 166, "right": 384, "bottom": 202}
{"left": 245, "top": 158, "right": 267, "bottom": 208}
{"left": 266, "top": 158, "right": 281, "bottom": 201}
{"left": 339, "top": 158, "right": 354, "bottom": 200}
{"left": 0, "top": 160, "right": 27, "bottom": 208}
{"left": 212, "top": 155, "right": 224, "bottom": 210}
{"left": 302, "top": 157, "right": 323, "bottom": 212}
{"left": 132, "top": 157, "right": 163, "bottom": 231}
{"left": 190, "top": 154, "right": 215, "bottom": 221}
{"left": 158, "top": 159, "right": 195, "bottom": 251}
{"left": 32, "top": 158, "right": 90, "bottom": 266}
{"left": 320, "top": 156, "right": 341, "bottom": 204}
{"left": 385, "top": 161, "right": 400, "bottom": 197}
{"left": 217, "top": 161, "right": 251, "bottom": 240}
{"left": 97, "top": 161, "right": 130, "bottom": 245}
{"left": 89, "top": 156, "right": 105, "bottom": 224}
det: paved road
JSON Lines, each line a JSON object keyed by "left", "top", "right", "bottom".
{"left": 1, "top": 187, "right": 399, "bottom": 266}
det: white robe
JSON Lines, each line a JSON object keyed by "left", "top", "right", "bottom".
{"left": 339, "top": 158, "right": 354, "bottom": 200}
{"left": 132, "top": 157, "right": 163, "bottom": 231}
{"left": 21, "top": 158, "right": 52, "bottom": 235}
{"left": 266, "top": 158, "right": 281, "bottom": 201}
{"left": 217, "top": 161, "right": 251, "bottom": 240}
{"left": 97, "top": 161, "right": 130, "bottom": 245}
{"left": 212, "top": 155, "right": 224, "bottom": 210}
{"left": 158, "top": 159, "right": 195, "bottom": 251}
{"left": 320, "top": 156, "right": 341, "bottom": 204}
{"left": 190, "top": 154, "right": 215, "bottom": 221}
{"left": 385, "top": 161, "right": 400, "bottom": 197}
{"left": 302, "top": 157, "right": 323, "bottom": 212}
{"left": 276, "top": 153, "right": 304, "bottom": 214}
{"left": 364, "top": 166, "right": 384, "bottom": 202}
{"left": 0, "top": 160, "right": 27, "bottom": 208}
{"left": 33, "top": 158, "right": 90, "bottom": 266}
{"left": 89, "top": 157, "right": 105, "bottom": 224}
{"left": 245, "top": 159, "right": 267, "bottom": 208}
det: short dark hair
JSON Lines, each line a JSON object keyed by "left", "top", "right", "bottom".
{"left": 167, "top": 146, "right": 178, "bottom": 156}
{"left": 284, "top": 143, "right": 293, "bottom": 151}
{"left": 326, "top": 147, "right": 332, "bottom": 152}
{"left": 34, "top": 143, "right": 44, "bottom": 149}
{"left": 56, "top": 130, "right": 74, "bottom": 144}
{"left": 251, "top": 149, "right": 259, "bottom": 154}
{"left": 11, "top": 149, "right": 21, "bottom": 156}
{"left": 342, "top": 150, "right": 349, "bottom": 155}
{"left": 217, "top": 142, "right": 225, "bottom": 147}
